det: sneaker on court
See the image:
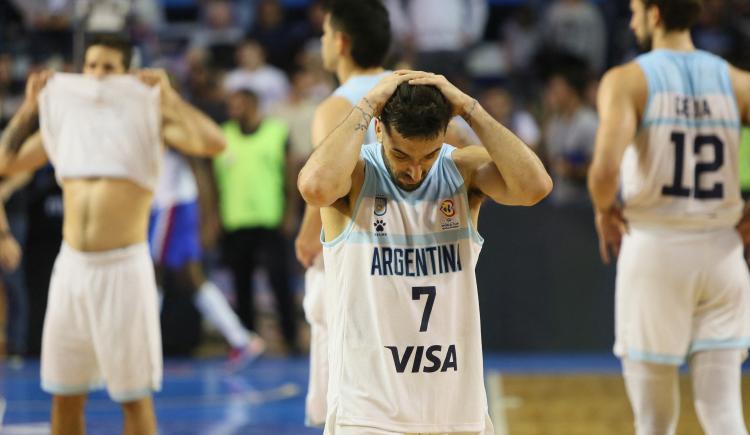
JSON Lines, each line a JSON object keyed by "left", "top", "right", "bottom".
{"left": 226, "top": 333, "right": 266, "bottom": 372}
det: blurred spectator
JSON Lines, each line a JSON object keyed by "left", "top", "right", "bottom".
{"left": 500, "top": 5, "right": 542, "bottom": 76}
{"left": 0, "top": 174, "right": 31, "bottom": 365}
{"left": 386, "top": 0, "right": 487, "bottom": 82}
{"left": 541, "top": 0, "right": 606, "bottom": 74}
{"left": 481, "top": 86, "right": 541, "bottom": 150}
{"left": 247, "top": 0, "right": 311, "bottom": 73}
{"left": 10, "top": 0, "right": 74, "bottom": 62}
{"left": 0, "top": 54, "right": 24, "bottom": 131}
{"left": 224, "top": 39, "right": 290, "bottom": 113}
{"left": 183, "top": 48, "right": 227, "bottom": 122}
{"left": 542, "top": 57, "right": 597, "bottom": 206}
{"left": 214, "top": 89, "right": 299, "bottom": 353}
{"left": 693, "top": 0, "right": 733, "bottom": 58}
{"left": 75, "top": 0, "right": 163, "bottom": 32}
{"left": 189, "top": 0, "right": 244, "bottom": 69}
{"left": 269, "top": 68, "right": 318, "bottom": 167}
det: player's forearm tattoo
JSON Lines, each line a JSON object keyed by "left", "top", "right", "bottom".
{"left": 353, "top": 102, "right": 374, "bottom": 132}
{"left": 0, "top": 108, "right": 39, "bottom": 155}
{"left": 463, "top": 99, "right": 478, "bottom": 127}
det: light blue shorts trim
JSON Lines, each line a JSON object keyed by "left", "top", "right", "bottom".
{"left": 42, "top": 381, "right": 159, "bottom": 403}
{"left": 624, "top": 337, "right": 750, "bottom": 365}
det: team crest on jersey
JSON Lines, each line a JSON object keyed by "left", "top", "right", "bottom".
{"left": 373, "top": 219, "right": 387, "bottom": 235}
{"left": 440, "top": 200, "right": 455, "bottom": 217}
{"left": 374, "top": 196, "right": 387, "bottom": 216}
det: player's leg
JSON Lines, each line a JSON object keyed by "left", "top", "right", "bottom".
{"left": 121, "top": 396, "right": 157, "bottom": 435}
{"left": 51, "top": 394, "right": 87, "bottom": 435}
{"left": 689, "top": 229, "right": 750, "bottom": 435}
{"left": 261, "top": 228, "right": 298, "bottom": 351}
{"left": 185, "top": 261, "right": 266, "bottom": 362}
{"left": 614, "top": 229, "right": 695, "bottom": 435}
{"left": 690, "top": 349, "right": 748, "bottom": 435}
{"left": 224, "top": 229, "right": 259, "bottom": 331}
{"left": 622, "top": 359, "right": 680, "bottom": 435}
{"left": 86, "top": 245, "right": 162, "bottom": 433}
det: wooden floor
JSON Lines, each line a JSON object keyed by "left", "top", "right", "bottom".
{"left": 493, "top": 374, "right": 750, "bottom": 435}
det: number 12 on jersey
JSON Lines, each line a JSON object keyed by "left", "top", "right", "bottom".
{"left": 662, "top": 131, "right": 724, "bottom": 199}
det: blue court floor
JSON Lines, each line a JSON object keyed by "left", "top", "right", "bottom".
{"left": 0, "top": 353, "right": 624, "bottom": 434}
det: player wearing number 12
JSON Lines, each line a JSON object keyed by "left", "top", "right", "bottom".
{"left": 299, "top": 71, "right": 551, "bottom": 434}
{"left": 589, "top": 1, "right": 750, "bottom": 434}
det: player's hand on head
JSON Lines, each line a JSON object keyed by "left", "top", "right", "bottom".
{"left": 0, "top": 234, "right": 21, "bottom": 272}
{"left": 363, "top": 71, "right": 427, "bottom": 117}
{"left": 404, "top": 71, "right": 475, "bottom": 118}
{"left": 594, "top": 205, "right": 628, "bottom": 264}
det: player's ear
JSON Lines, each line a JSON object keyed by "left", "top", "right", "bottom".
{"left": 646, "top": 3, "right": 661, "bottom": 29}
{"left": 375, "top": 118, "right": 384, "bottom": 143}
{"left": 335, "top": 31, "right": 349, "bottom": 57}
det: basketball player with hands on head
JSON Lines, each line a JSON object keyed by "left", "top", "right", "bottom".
{"left": 0, "top": 34, "right": 225, "bottom": 435}
{"left": 299, "top": 69, "right": 552, "bottom": 435}
{"left": 589, "top": 1, "right": 750, "bottom": 434}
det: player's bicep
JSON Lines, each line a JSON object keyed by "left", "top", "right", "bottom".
{"left": 729, "top": 66, "right": 750, "bottom": 126}
{"left": 311, "top": 97, "right": 357, "bottom": 148}
{"left": 590, "top": 67, "right": 641, "bottom": 180}
{"left": 454, "top": 146, "right": 512, "bottom": 205}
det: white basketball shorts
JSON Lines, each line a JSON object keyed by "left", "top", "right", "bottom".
{"left": 41, "top": 242, "right": 162, "bottom": 402}
{"left": 614, "top": 225, "right": 750, "bottom": 365}
{"left": 304, "top": 254, "right": 328, "bottom": 427}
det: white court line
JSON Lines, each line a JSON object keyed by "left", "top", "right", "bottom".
{"left": 486, "top": 372, "right": 508, "bottom": 435}
{"left": 0, "top": 422, "right": 50, "bottom": 435}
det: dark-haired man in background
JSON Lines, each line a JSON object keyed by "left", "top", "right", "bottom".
{"left": 299, "top": 70, "right": 551, "bottom": 434}
{"left": 589, "top": 0, "right": 750, "bottom": 433}
{"left": 0, "top": 34, "right": 226, "bottom": 435}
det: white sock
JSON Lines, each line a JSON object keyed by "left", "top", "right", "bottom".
{"left": 622, "top": 358, "right": 680, "bottom": 435}
{"left": 194, "top": 281, "right": 250, "bottom": 349}
{"left": 691, "top": 349, "right": 748, "bottom": 435}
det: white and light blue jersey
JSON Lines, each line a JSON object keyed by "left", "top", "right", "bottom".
{"left": 332, "top": 71, "right": 391, "bottom": 144}
{"left": 322, "top": 143, "right": 489, "bottom": 433}
{"left": 622, "top": 49, "right": 742, "bottom": 229}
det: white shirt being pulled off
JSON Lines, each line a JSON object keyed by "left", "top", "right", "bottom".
{"left": 38, "top": 73, "right": 162, "bottom": 191}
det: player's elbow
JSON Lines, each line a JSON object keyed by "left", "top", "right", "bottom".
{"left": 519, "top": 172, "right": 553, "bottom": 205}
{"left": 298, "top": 169, "right": 342, "bottom": 207}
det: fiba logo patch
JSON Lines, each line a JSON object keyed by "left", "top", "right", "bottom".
{"left": 439, "top": 199, "right": 459, "bottom": 230}
{"left": 440, "top": 200, "right": 455, "bottom": 217}
{"left": 374, "top": 196, "right": 387, "bottom": 216}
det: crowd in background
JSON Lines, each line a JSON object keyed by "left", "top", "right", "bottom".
{"left": 0, "top": 0, "right": 749, "bottom": 360}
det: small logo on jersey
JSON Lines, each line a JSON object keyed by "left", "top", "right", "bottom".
{"left": 440, "top": 200, "right": 455, "bottom": 217}
{"left": 374, "top": 196, "right": 387, "bottom": 216}
{"left": 374, "top": 219, "right": 386, "bottom": 234}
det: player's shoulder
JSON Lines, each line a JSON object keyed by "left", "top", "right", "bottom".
{"left": 601, "top": 61, "right": 646, "bottom": 92}
{"left": 313, "top": 95, "right": 354, "bottom": 120}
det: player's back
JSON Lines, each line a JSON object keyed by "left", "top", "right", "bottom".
{"left": 332, "top": 71, "right": 390, "bottom": 144}
{"left": 622, "top": 49, "right": 742, "bottom": 230}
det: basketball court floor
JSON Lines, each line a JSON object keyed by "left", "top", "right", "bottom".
{"left": 2, "top": 354, "right": 749, "bottom": 434}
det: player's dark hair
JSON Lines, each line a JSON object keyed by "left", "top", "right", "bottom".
{"left": 380, "top": 83, "right": 452, "bottom": 140}
{"left": 643, "top": 0, "right": 703, "bottom": 31}
{"left": 84, "top": 33, "right": 133, "bottom": 69}
{"left": 322, "top": 0, "right": 391, "bottom": 68}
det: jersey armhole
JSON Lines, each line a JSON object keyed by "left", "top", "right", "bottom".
{"left": 446, "top": 147, "right": 484, "bottom": 245}
{"left": 321, "top": 159, "right": 372, "bottom": 247}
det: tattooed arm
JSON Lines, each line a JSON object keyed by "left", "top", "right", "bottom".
{"left": 298, "top": 71, "right": 423, "bottom": 207}
{"left": 0, "top": 71, "right": 51, "bottom": 156}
